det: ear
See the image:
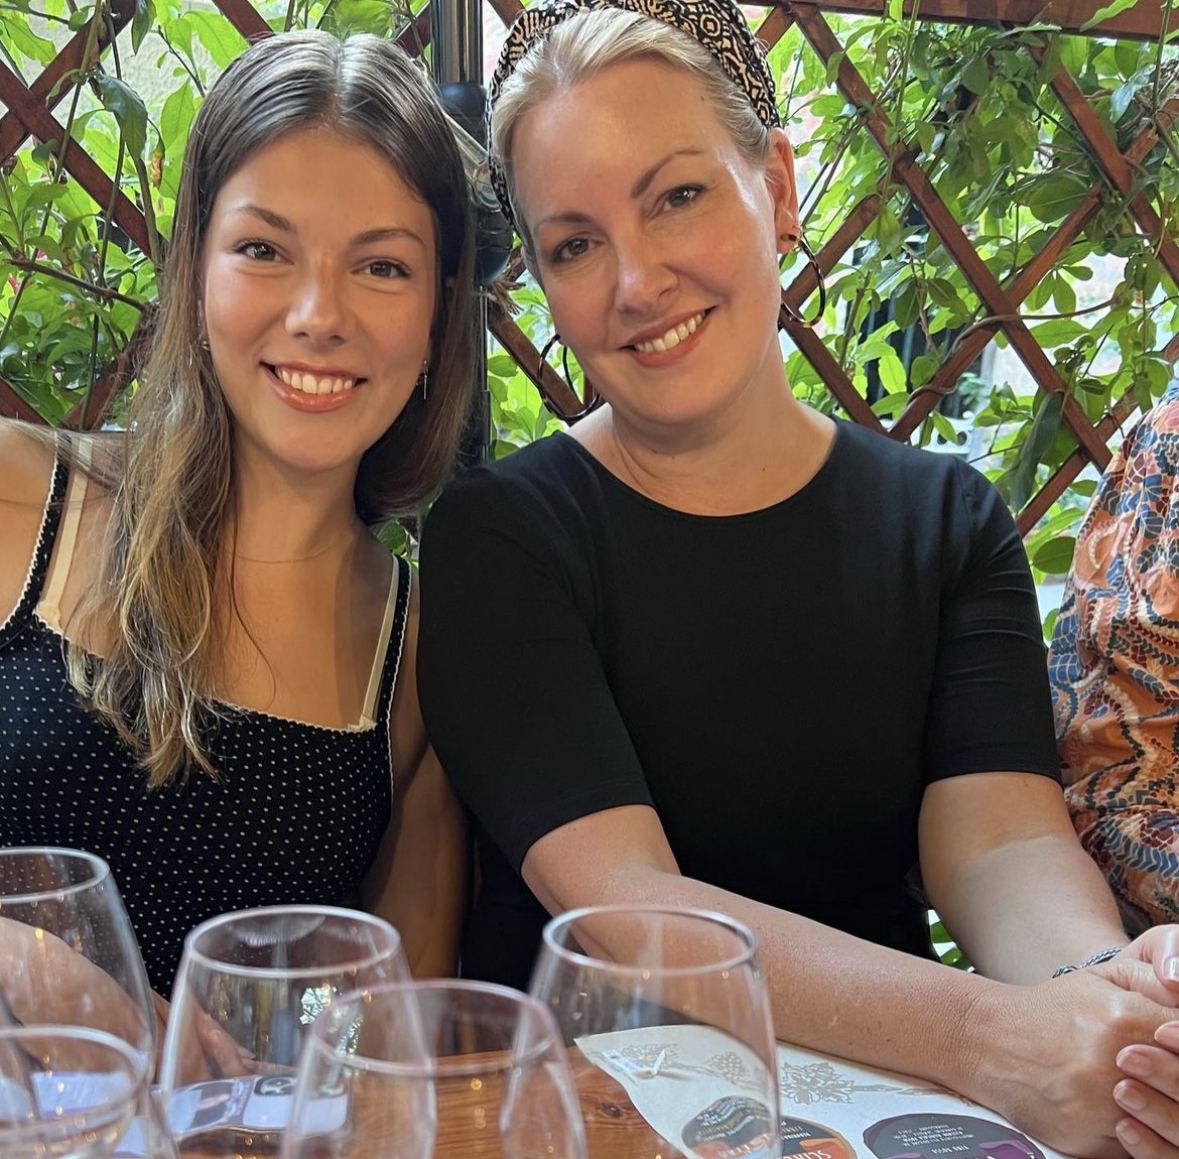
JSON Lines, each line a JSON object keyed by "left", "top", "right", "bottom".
{"left": 763, "top": 128, "right": 801, "bottom": 252}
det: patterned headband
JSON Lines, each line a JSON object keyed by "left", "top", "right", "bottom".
{"left": 487, "top": 0, "right": 782, "bottom": 230}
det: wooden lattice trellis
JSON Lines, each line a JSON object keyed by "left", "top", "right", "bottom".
{"left": 0, "top": 0, "right": 1174, "bottom": 538}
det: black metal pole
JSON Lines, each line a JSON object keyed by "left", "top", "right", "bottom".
{"left": 432, "top": 0, "right": 491, "bottom": 465}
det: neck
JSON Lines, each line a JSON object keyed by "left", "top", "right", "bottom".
{"left": 578, "top": 376, "right": 835, "bottom": 516}
{"left": 228, "top": 455, "right": 366, "bottom": 565}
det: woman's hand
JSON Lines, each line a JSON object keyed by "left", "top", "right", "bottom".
{"left": 0, "top": 916, "right": 152, "bottom": 1048}
{"left": 1097, "top": 928, "right": 1179, "bottom": 1159}
{"left": 161, "top": 991, "right": 257, "bottom": 1083}
{"left": 1118, "top": 927, "right": 1179, "bottom": 998}
{"left": 965, "top": 963, "right": 1179, "bottom": 1159}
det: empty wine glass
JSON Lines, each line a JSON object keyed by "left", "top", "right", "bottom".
{"left": 158, "top": 905, "right": 408, "bottom": 1157}
{"left": 283, "top": 978, "right": 587, "bottom": 1159}
{"left": 0, "top": 1024, "right": 177, "bottom": 1159}
{"left": 0, "top": 847, "right": 155, "bottom": 1057}
{"left": 530, "top": 906, "right": 780, "bottom": 1159}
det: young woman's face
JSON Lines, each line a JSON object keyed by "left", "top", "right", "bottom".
{"left": 201, "top": 127, "right": 437, "bottom": 483}
{"left": 512, "top": 58, "right": 798, "bottom": 437}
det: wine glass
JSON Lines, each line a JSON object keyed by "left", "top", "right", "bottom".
{"left": 158, "top": 905, "right": 408, "bottom": 1157}
{"left": 529, "top": 906, "right": 780, "bottom": 1159}
{"left": 0, "top": 1024, "right": 177, "bottom": 1159}
{"left": 282, "top": 978, "right": 587, "bottom": 1159}
{"left": 0, "top": 847, "right": 155, "bottom": 1057}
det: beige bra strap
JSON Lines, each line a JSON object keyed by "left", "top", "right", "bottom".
{"left": 359, "top": 558, "right": 404, "bottom": 729}
{"left": 38, "top": 440, "right": 92, "bottom": 630}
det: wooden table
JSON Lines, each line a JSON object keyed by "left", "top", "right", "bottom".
{"left": 431, "top": 1050, "right": 682, "bottom": 1159}
{"left": 174, "top": 1050, "right": 678, "bottom": 1159}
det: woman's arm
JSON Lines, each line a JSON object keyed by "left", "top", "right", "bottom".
{"left": 0, "top": 420, "right": 58, "bottom": 621}
{"left": 521, "top": 800, "right": 1179, "bottom": 1159}
{"left": 919, "top": 770, "right": 1129, "bottom": 983}
{"left": 364, "top": 579, "right": 467, "bottom": 978}
{"left": 363, "top": 743, "right": 467, "bottom": 978}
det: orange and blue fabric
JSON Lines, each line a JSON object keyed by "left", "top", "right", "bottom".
{"left": 1049, "top": 383, "right": 1179, "bottom": 933}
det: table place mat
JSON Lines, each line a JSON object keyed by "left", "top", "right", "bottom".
{"left": 575, "top": 1025, "right": 1066, "bottom": 1159}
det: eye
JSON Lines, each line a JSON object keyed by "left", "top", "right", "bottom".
{"left": 663, "top": 185, "right": 703, "bottom": 210}
{"left": 234, "top": 239, "right": 280, "bottom": 261}
{"left": 363, "top": 259, "right": 410, "bottom": 279}
{"left": 552, "top": 236, "right": 591, "bottom": 264}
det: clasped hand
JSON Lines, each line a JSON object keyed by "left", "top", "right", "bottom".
{"left": 971, "top": 926, "right": 1179, "bottom": 1159}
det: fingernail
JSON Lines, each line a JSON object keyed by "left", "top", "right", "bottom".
{"left": 1156, "top": 1021, "right": 1179, "bottom": 1047}
{"left": 1118, "top": 1119, "right": 1144, "bottom": 1146}
{"left": 1166, "top": 955, "right": 1179, "bottom": 982}
{"left": 1118, "top": 1049, "right": 1152, "bottom": 1078}
{"left": 1116, "top": 1081, "right": 1147, "bottom": 1112}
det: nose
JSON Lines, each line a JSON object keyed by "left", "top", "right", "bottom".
{"left": 285, "top": 260, "right": 348, "bottom": 344}
{"left": 612, "top": 232, "right": 676, "bottom": 317}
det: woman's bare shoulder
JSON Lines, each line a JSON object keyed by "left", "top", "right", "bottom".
{"left": 0, "top": 420, "right": 59, "bottom": 622}
{"left": 0, "top": 419, "right": 57, "bottom": 506}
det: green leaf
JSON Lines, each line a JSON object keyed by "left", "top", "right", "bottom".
{"left": 877, "top": 347, "right": 907, "bottom": 395}
{"left": 925, "top": 277, "right": 963, "bottom": 312}
{"left": 1027, "top": 172, "right": 1088, "bottom": 224}
{"left": 158, "top": 83, "right": 196, "bottom": 152}
{"left": 810, "top": 94, "right": 850, "bottom": 119}
{"left": 132, "top": 0, "right": 155, "bottom": 52}
{"left": 1030, "top": 318, "right": 1086, "bottom": 347}
{"left": 962, "top": 56, "right": 990, "bottom": 97}
{"left": 910, "top": 354, "right": 936, "bottom": 388}
{"left": 875, "top": 204, "right": 903, "bottom": 253}
{"left": 870, "top": 393, "right": 908, "bottom": 418}
{"left": 487, "top": 354, "right": 518, "bottom": 377}
{"left": 1110, "top": 78, "right": 1143, "bottom": 122}
{"left": 1053, "top": 276, "right": 1076, "bottom": 316}
{"left": 1060, "top": 36, "right": 1086, "bottom": 78}
{"left": 1, "top": 16, "right": 56, "bottom": 65}
{"left": 94, "top": 74, "right": 148, "bottom": 161}
{"left": 1080, "top": 0, "right": 1140, "bottom": 32}
{"left": 1032, "top": 535, "right": 1077, "bottom": 576}
{"left": 185, "top": 11, "right": 247, "bottom": 69}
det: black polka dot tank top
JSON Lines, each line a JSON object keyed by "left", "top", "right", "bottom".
{"left": 0, "top": 453, "right": 410, "bottom": 994}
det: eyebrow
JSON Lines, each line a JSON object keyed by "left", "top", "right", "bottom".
{"left": 226, "top": 204, "right": 426, "bottom": 249}
{"left": 532, "top": 148, "right": 706, "bottom": 232}
{"left": 631, "top": 147, "right": 705, "bottom": 198}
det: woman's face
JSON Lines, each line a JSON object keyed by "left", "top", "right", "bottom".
{"left": 201, "top": 127, "right": 437, "bottom": 484}
{"left": 511, "top": 57, "right": 798, "bottom": 436}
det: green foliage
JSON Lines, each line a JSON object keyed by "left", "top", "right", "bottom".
{"left": 3, "top": 0, "right": 1178, "bottom": 584}
{"left": 756, "top": 6, "right": 1179, "bottom": 588}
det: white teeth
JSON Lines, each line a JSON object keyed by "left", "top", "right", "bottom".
{"left": 634, "top": 312, "right": 705, "bottom": 354}
{"left": 275, "top": 366, "right": 357, "bottom": 394}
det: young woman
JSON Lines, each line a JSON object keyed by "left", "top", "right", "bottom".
{"left": 417, "top": 2, "right": 1179, "bottom": 1156}
{"left": 0, "top": 30, "right": 474, "bottom": 992}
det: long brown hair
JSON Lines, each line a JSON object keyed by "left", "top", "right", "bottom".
{"left": 67, "top": 31, "right": 477, "bottom": 787}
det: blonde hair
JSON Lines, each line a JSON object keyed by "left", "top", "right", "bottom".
{"left": 65, "top": 31, "right": 476, "bottom": 787}
{"left": 490, "top": 8, "right": 771, "bottom": 267}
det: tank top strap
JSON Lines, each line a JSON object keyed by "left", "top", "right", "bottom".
{"left": 362, "top": 554, "right": 411, "bottom": 731}
{"left": 0, "top": 440, "right": 71, "bottom": 646}
{"left": 37, "top": 439, "right": 92, "bottom": 632}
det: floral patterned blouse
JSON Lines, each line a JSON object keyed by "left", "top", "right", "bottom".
{"left": 1050, "top": 382, "right": 1179, "bottom": 933}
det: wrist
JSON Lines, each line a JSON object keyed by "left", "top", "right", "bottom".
{"left": 936, "top": 972, "right": 1005, "bottom": 1102}
{"left": 1051, "top": 946, "right": 1123, "bottom": 979}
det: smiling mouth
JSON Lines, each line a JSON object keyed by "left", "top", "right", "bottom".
{"left": 268, "top": 364, "right": 364, "bottom": 396}
{"left": 631, "top": 310, "right": 708, "bottom": 354}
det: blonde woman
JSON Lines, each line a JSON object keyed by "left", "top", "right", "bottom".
{"left": 0, "top": 31, "right": 473, "bottom": 991}
{"left": 419, "top": 2, "right": 1179, "bottom": 1157}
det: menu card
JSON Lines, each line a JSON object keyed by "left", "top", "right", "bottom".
{"left": 576, "top": 1025, "right": 1066, "bottom": 1159}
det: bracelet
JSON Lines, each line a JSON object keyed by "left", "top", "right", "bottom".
{"left": 1051, "top": 946, "right": 1124, "bottom": 978}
